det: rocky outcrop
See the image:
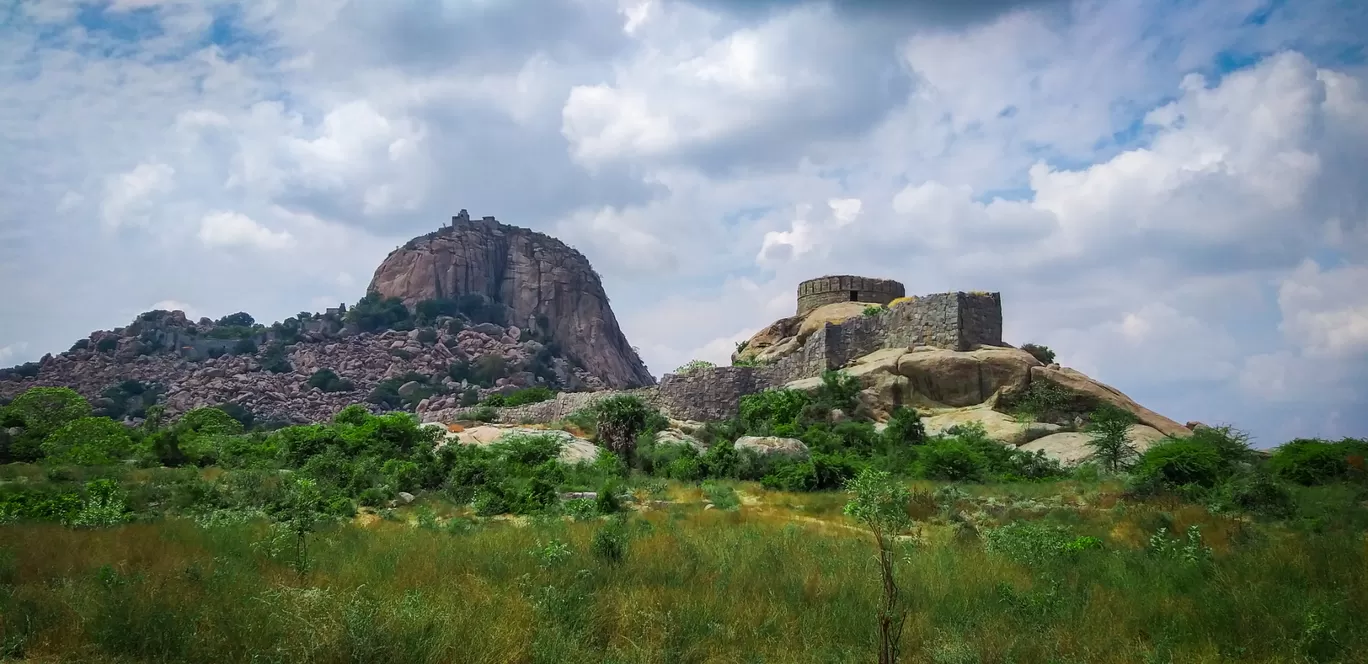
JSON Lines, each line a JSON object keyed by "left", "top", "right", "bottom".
{"left": 367, "top": 212, "right": 654, "bottom": 388}
{"left": 0, "top": 308, "right": 601, "bottom": 426}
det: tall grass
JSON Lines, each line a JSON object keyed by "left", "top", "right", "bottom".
{"left": 2, "top": 490, "right": 1366, "bottom": 663}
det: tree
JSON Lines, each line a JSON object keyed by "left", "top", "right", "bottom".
{"left": 672, "top": 359, "right": 715, "bottom": 375}
{"left": 844, "top": 469, "right": 914, "bottom": 664}
{"left": 41, "top": 417, "right": 133, "bottom": 465}
{"left": 216, "top": 312, "right": 256, "bottom": 328}
{"left": 1020, "top": 343, "right": 1056, "bottom": 365}
{"left": 284, "top": 477, "right": 324, "bottom": 578}
{"left": 4, "top": 387, "right": 93, "bottom": 462}
{"left": 593, "top": 396, "right": 654, "bottom": 460}
{"left": 1086, "top": 404, "right": 1138, "bottom": 473}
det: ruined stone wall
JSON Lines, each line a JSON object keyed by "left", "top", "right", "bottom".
{"left": 427, "top": 291, "right": 1005, "bottom": 425}
{"left": 958, "top": 292, "right": 1004, "bottom": 350}
{"left": 796, "top": 275, "right": 905, "bottom": 316}
{"left": 426, "top": 387, "right": 661, "bottom": 424}
{"left": 657, "top": 367, "right": 770, "bottom": 421}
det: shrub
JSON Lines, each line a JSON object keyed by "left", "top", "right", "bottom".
{"left": 762, "top": 453, "right": 863, "bottom": 492}
{"left": 1210, "top": 469, "right": 1294, "bottom": 518}
{"left": 482, "top": 393, "right": 506, "bottom": 407}
{"left": 471, "top": 355, "right": 509, "bottom": 387}
{"left": 1085, "top": 404, "right": 1139, "bottom": 473}
{"left": 982, "top": 521, "right": 1097, "bottom": 568}
{"left": 414, "top": 298, "right": 460, "bottom": 324}
{"left": 217, "top": 312, "right": 256, "bottom": 328}
{"left": 416, "top": 328, "right": 439, "bottom": 345}
{"left": 3, "top": 387, "right": 93, "bottom": 462}
{"left": 1132, "top": 439, "right": 1225, "bottom": 490}
{"left": 862, "top": 305, "right": 882, "bottom": 316}
{"left": 810, "top": 370, "right": 862, "bottom": 416}
{"left": 177, "top": 407, "right": 246, "bottom": 436}
{"left": 702, "top": 482, "right": 740, "bottom": 510}
{"left": 1009, "top": 380, "right": 1085, "bottom": 423}
{"left": 41, "top": 417, "right": 133, "bottom": 465}
{"left": 96, "top": 337, "right": 119, "bottom": 353}
{"left": 592, "top": 396, "right": 657, "bottom": 459}
{"left": 468, "top": 407, "right": 498, "bottom": 423}
{"left": 460, "top": 387, "right": 480, "bottom": 407}
{"left": 346, "top": 293, "right": 413, "bottom": 332}
{"left": 232, "top": 338, "right": 259, "bottom": 355}
{"left": 595, "top": 478, "right": 624, "bottom": 514}
{"left": 673, "top": 359, "right": 715, "bottom": 375}
{"left": 882, "top": 407, "right": 926, "bottom": 446}
{"left": 915, "top": 438, "right": 988, "bottom": 481}
{"left": 307, "top": 368, "right": 354, "bottom": 393}
{"left": 504, "top": 386, "right": 554, "bottom": 407}
{"left": 1269, "top": 439, "right": 1359, "bottom": 485}
{"left": 1020, "top": 343, "right": 1056, "bottom": 365}
{"left": 739, "top": 389, "right": 810, "bottom": 436}
{"left": 591, "top": 517, "right": 630, "bottom": 564}
{"left": 260, "top": 343, "right": 292, "bottom": 374}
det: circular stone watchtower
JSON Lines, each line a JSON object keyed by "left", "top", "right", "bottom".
{"left": 796, "top": 275, "right": 906, "bottom": 317}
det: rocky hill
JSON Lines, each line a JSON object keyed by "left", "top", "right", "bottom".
{"left": 368, "top": 210, "right": 654, "bottom": 388}
{"left": 0, "top": 212, "right": 652, "bottom": 424}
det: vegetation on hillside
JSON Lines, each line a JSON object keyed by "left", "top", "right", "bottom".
{"left": 1, "top": 375, "right": 1366, "bottom": 662}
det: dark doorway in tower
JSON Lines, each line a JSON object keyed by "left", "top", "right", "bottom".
{"left": 849, "top": 290, "right": 859, "bottom": 302}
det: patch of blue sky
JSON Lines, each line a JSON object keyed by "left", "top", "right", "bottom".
{"left": 722, "top": 207, "right": 773, "bottom": 229}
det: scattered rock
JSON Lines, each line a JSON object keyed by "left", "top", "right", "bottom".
{"left": 397, "top": 492, "right": 415, "bottom": 505}
{"left": 655, "top": 429, "right": 706, "bottom": 452}
{"left": 735, "top": 435, "right": 810, "bottom": 459}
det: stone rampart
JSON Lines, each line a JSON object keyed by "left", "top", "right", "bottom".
{"left": 796, "top": 275, "right": 905, "bottom": 316}
{"left": 427, "top": 290, "right": 1005, "bottom": 425}
{"left": 425, "top": 387, "right": 661, "bottom": 424}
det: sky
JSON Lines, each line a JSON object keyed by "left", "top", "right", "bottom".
{"left": 1, "top": 0, "right": 1366, "bottom": 447}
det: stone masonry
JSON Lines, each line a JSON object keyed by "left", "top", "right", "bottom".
{"left": 796, "top": 275, "right": 906, "bottom": 316}
{"left": 429, "top": 288, "right": 1004, "bottom": 426}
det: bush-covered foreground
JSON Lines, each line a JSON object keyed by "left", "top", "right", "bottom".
{"left": 2, "top": 382, "right": 1367, "bottom": 662}
{"left": 1, "top": 476, "right": 1367, "bottom": 663}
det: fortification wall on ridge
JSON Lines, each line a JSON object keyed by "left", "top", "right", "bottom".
{"left": 428, "top": 290, "right": 1005, "bottom": 425}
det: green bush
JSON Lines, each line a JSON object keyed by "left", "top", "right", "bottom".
{"left": 915, "top": 437, "right": 989, "bottom": 481}
{"left": 346, "top": 293, "right": 412, "bottom": 332}
{"left": 591, "top": 396, "right": 658, "bottom": 459}
{"left": 761, "top": 453, "right": 863, "bottom": 492}
{"left": 95, "top": 337, "right": 119, "bottom": 353}
{"left": 1267, "top": 438, "right": 1368, "bottom": 486}
{"left": 672, "top": 359, "right": 715, "bottom": 375}
{"left": 504, "top": 386, "right": 555, "bottom": 407}
{"left": 1210, "top": 469, "right": 1295, "bottom": 518}
{"left": 739, "top": 389, "right": 810, "bottom": 436}
{"left": 1020, "top": 343, "right": 1056, "bottom": 365}
{"left": 468, "top": 407, "right": 498, "bottom": 423}
{"left": 3, "top": 387, "right": 93, "bottom": 462}
{"left": 307, "top": 369, "right": 354, "bottom": 393}
{"left": 414, "top": 298, "right": 460, "bottom": 325}
{"left": 40, "top": 417, "right": 133, "bottom": 465}
{"left": 260, "top": 343, "right": 292, "bottom": 374}
{"left": 882, "top": 407, "right": 926, "bottom": 446}
{"left": 232, "top": 338, "right": 259, "bottom": 355}
{"left": 1132, "top": 439, "right": 1225, "bottom": 489}
{"left": 591, "top": 517, "right": 630, "bottom": 564}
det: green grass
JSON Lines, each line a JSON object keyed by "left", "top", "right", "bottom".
{"left": 2, "top": 476, "right": 1366, "bottom": 663}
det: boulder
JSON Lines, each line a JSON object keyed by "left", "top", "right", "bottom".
{"left": 797, "top": 302, "right": 872, "bottom": 343}
{"left": 735, "top": 436, "right": 810, "bottom": 459}
{"left": 449, "top": 425, "right": 603, "bottom": 465}
{"left": 397, "top": 492, "right": 416, "bottom": 505}
{"left": 1018, "top": 424, "right": 1173, "bottom": 465}
{"left": 895, "top": 346, "right": 1039, "bottom": 407}
{"left": 1029, "top": 366, "right": 1191, "bottom": 438}
{"left": 921, "top": 405, "right": 1060, "bottom": 445}
{"left": 733, "top": 315, "right": 803, "bottom": 363}
{"left": 654, "top": 429, "right": 705, "bottom": 452}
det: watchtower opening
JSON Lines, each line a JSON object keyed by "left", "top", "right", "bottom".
{"left": 849, "top": 291, "right": 859, "bottom": 302}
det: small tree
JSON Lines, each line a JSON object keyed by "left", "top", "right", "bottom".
{"left": 1020, "top": 343, "right": 1056, "bottom": 365}
{"left": 844, "top": 469, "right": 914, "bottom": 664}
{"left": 1086, "top": 404, "right": 1138, "bottom": 473}
{"left": 285, "top": 478, "right": 324, "bottom": 579}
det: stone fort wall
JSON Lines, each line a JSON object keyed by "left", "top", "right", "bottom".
{"left": 426, "top": 291, "right": 1003, "bottom": 425}
{"left": 796, "top": 275, "right": 906, "bottom": 316}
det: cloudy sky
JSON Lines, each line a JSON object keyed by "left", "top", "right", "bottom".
{"left": 2, "top": 0, "right": 1366, "bottom": 446}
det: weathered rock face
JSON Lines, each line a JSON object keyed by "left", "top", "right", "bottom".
{"left": 367, "top": 213, "right": 654, "bottom": 388}
{"left": 0, "top": 308, "right": 605, "bottom": 426}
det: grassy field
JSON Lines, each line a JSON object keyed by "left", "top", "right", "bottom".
{"left": 3, "top": 476, "right": 1367, "bottom": 664}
